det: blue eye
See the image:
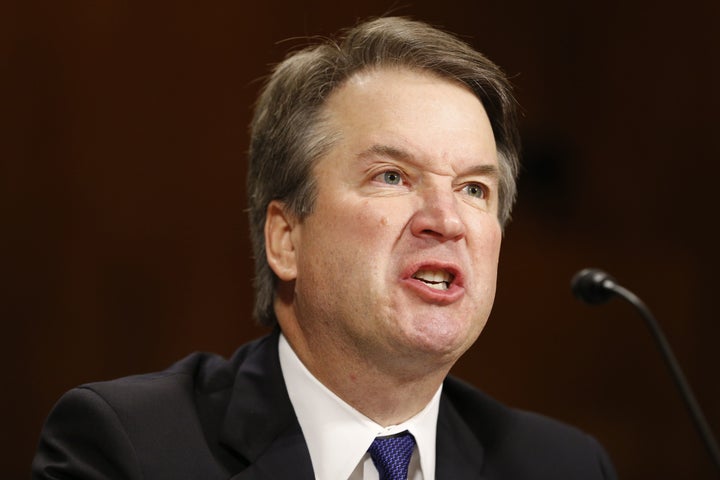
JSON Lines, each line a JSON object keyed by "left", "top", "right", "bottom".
{"left": 464, "top": 183, "right": 485, "bottom": 198}
{"left": 382, "top": 171, "right": 402, "bottom": 185}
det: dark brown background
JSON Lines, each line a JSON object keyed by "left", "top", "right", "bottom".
{"left": 3, "top": 1, "right": 719, "bottom": 478}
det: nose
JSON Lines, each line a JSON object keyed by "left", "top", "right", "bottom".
{"left": 410, "top": 188, "right": 466, "bottom": 241}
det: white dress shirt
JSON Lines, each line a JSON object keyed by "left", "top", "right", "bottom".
{"left": 278, "top": 334, "right": 441, "bottom": 480}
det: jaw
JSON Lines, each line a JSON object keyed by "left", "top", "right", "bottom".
{"left": 383, "top": 291, "right": 487, "bottom": 361}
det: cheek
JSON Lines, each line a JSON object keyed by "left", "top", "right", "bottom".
{"left": 345, "top": 199, "right": 404, "bottom": 237}
{"left": 469, "top": 220, "right": 503, "bottom": 267}
{"left": 487, "top": 227, "right": 502, "bottom": 258}
{"left": 305, "top": 201, "right": 388, "bottom": 265}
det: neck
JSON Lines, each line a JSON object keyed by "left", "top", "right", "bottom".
{"left": 279, "top": 316, "right": 451, "bottom": 426}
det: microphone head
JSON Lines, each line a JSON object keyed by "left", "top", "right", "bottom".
{"left": 571, "top": 268, "right": 617, "bottom": 305}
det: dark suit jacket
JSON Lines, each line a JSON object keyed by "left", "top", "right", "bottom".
{"left": 33, "top": 331, "right": 617, "bottom": 479}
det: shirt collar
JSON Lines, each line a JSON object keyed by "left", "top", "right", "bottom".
{"left": 278, "top": 333, "right": 441, "bottom": 480}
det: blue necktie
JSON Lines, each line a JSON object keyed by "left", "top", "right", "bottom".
{"left": 368, "top": 431, "right": 416, "bottom": 480}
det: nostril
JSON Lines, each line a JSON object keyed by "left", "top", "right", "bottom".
{"left": 420, "top": 229, "right": 443, "bottom": 237}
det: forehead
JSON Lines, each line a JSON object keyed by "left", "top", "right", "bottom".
{"left": 318, "top": 67, "right": 497, "bottom": 170}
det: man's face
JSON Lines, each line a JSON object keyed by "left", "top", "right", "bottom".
{"left": 286, "top": 68, "right": 502, "bottom": 373}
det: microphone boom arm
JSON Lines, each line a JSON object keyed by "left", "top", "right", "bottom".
{"left": 572, "top": 268, "right": 720, "bottom": 472}
{"left": 608, "top": 282, "right": 720, "bottom": 471}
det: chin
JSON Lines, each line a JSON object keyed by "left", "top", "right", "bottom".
{"left": 402, "top": 317, "right": 481, "bottom": 359}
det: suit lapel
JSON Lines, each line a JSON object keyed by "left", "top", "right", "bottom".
{"left": 226, "top": 426, "right": 312, "bottom": 480}
{"left": 219, "top": 331, "right": 315, "bottom": 479}
{"left": 435, "top": 392, "right": 489, "bottom": 479}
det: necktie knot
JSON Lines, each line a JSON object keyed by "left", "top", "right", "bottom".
{"left": 368, "top": 431, "right": 416, "bottom": 480}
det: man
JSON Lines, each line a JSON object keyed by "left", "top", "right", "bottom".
{"left": 33, "top": 17, "right": 617, "bottom": 479}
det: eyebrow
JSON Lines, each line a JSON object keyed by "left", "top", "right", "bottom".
{"left": 358, "top": 143, "right": 500, "bottom": 179}
{"left": 461, "top": 164, "right": 500, "bottom": 180}
{"left": 358, "top": 144, "right": 413, "bottom": 161}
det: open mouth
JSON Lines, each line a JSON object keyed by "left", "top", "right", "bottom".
{"left": 412, "top": 269, "right": 455, "bottom": 291}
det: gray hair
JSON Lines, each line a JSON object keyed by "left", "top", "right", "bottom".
{"left": 247, "top": 16, "right": 521, "bottom": 326}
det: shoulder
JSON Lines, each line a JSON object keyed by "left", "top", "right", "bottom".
{"left": 442, "top": 375, "right": 586, "bottom": 443}
{"left": 441, "top": 376, "right": 617, "bottom": 480}
{"left": 33, "top": 333, "right": 276, "bottom": 480}
{"left": 72, "top": 333, "right": 274, "bottom": 415}
{"left": 61, "top": 332, "right": 276, "bottom": 432}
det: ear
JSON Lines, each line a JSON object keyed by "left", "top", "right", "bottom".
{"left": 265, "top": 200, "right": 298, "bottom": 281}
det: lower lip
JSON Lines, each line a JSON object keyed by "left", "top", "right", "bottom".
{"left": 401, "top": 277, "right": 464, "bottom": 304}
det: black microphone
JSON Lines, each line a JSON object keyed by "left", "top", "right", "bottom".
{"left": 570, "top": 268, "right": 617, "bottom": 304}
{"left": 571, "top": 268, "right": 720, "bottom": 472}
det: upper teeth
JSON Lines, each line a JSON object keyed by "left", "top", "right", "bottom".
{"left": 413, "top": 270, "right": 454, "bottom": 290}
